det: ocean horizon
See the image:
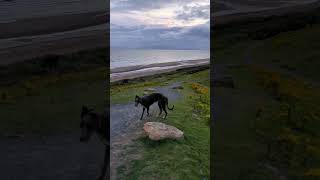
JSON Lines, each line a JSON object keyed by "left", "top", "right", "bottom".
{"left": 110, "top": 49, "right": 210, "bottom": 69}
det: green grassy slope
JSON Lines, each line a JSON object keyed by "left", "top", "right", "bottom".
{"left": 213, "top": 8, "right": 320, "bottom": 180}
{"left": 111, "top": 70, "right": 210, "bottom": 180}
{"left": 252, "top": 25, "right": 320, "bottom": 81}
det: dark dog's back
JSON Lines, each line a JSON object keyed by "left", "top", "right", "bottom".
{"left": 135, "top": 93, "right": 174, "bottom": 120}
{"left": 140, "top": 93, "right": 164, "bottom": 106}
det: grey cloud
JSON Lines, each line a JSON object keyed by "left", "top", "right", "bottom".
{"left": 110, "top": 0, "right": 209, "bottom": 49}
{"left": 176, "top": 4, "right": 210, "bottom": 20}
{"left": 159, "top": 21, "right": 209, "bottom": 39}
{"left": 183, "top": 21, "right": 210, "bottom": 38}
{"left": 111, "top": 23, "right": 146, "bottom": 33}
{"left": 111, "top": 0, "right": 198, "bottom": 11}
{"left": 111, "top": 22, "right": 209, "bottom": 49}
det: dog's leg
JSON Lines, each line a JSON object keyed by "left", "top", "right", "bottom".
{"left": 97, "top": 144, "right": 109, "bottom": 180}
{"left": 147, "top": 107, "right": 150, "bottom": 116}
{"left": 164, "top": 110, "right": 168, "bottom": 119}
{"left": 162, "top": 101, "right": 167, "bottom": 119}
{"left": 140, "top": 107, "right": 145, "bottom": 120}
{"left": 158, "top": 102, "right": 162, "bottom": 116}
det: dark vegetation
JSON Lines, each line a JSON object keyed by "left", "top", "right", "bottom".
{"left": 0, "top": 48, "right": 107, "bottom": 86}
{"left": 251, "top": 66, "right": 320, "bottom": 179}
{"left": 0, "top": 48, "right": 107, "bottom": 134}
{"left": 214, "top": 5, "right": 320, "bottom": 41}
{"left": 213, "top": 6, "right": 320, "bottom": 180}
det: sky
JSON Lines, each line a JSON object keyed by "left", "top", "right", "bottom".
{"left": 111, "top": 0, "right": 210, "bottom": 50}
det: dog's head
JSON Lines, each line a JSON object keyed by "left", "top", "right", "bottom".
{"left": 80, "top": 106, "right": 98, "bottom": 142}
{"left": 135, "top": 95, "right": 140, "bottom": 107}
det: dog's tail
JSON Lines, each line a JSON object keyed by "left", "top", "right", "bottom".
{"left": 165, "top": 98, "right": 174, "bottom": 110}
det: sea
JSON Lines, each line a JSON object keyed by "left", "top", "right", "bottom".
{"left": 110, "top": 49, "right": 210, "bottom": 69}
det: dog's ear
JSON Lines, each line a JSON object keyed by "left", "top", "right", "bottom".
{"left": 82, "top": 106, "right": 90, "bottom": 114}
{"left": 88, "top": 108, "right": 94, "bottom": 112}
{"left": 135, "top": 95, "right": 139, "bottom": 98}
{"left": 81, "top": 106, "right": 88, "bottom": 118}
{"left": 82, "top": 106, "right": 88, "bottom": 111}
{"left": 82, "top": 105, "right": 94, "bottom": 111}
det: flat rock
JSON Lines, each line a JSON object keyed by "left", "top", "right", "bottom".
{"left": 143, "top": 122, "right": 184, "bottom": 141}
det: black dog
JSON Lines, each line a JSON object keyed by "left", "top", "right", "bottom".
{"left": 80, "top": 106, "right": 109, "bottom": 180}
{"left": 80, "top": 106, "right": 108, "bottom": 142}
{"left": 135, "top": 93, "right": 174, "bottom": 120}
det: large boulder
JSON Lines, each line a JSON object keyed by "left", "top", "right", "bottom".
{"left": 143, "top": 122, "right": 184, "bottom": 141}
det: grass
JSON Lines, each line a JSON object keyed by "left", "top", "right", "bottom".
{"left": 250, "top": 66, "right": 320, "bottom": 179}
{"left": 0, "top": 48, "right": 107, "bottom": 85}
{"left": 112, "top": 69, "right": 210, "bottom": 179}
{"left": 111, "top": 80, "right": 162, "bottom": 104}
{"left": 0, "top": 48, "right": 108, "bottom": 135}
{"left": 213, "top": 66, "right": 280, "bottom": 180}
{"left": 251, "top": 25, "right": 320, "bottom": 81}
{"left": 110, "top": 69, "right": 210, "bottom": 104}
{"left": 213, "top": 7, "right": 320, "bottom": 180}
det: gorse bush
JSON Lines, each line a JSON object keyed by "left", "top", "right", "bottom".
{"left": 250, "top": 65, "right": 318, "bottom": 102}
{"left": 191, "top": 82, "right": 209, "bottom": 95}
{"left": 251, "top": 66, "right": 320, "bottom": 179}
{"left": 190, "top": 82, "right": 210, "bottom": 125}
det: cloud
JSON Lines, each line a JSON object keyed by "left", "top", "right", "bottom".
{"left": 176, "top": 4, "right": 210, "bottom": 21}
{"left": 110, "top": 0, "right": 210, "bottom": 49}
{"left": 182, "top": 21, "right": 210, "bottom": 38}
{"left": 111, "top": 22, "right": 209, "bottom": 50}
{"left": 111, "top": 0, "right": 196, "bottom": 11}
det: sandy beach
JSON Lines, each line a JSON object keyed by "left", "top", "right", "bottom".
{"left": 110, "top": 59, "right": 210, "bottom": 82}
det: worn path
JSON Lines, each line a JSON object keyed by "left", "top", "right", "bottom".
{"left": 110, "top": 83, "right": 182, "bottom": 180}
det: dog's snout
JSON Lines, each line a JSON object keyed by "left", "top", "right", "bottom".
{"left": 80, "top": 136, "right": 88, "bottom": 142}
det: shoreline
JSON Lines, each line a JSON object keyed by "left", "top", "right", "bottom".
{"left": 110, "top": 59, "right": 210, "bottom": 83}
